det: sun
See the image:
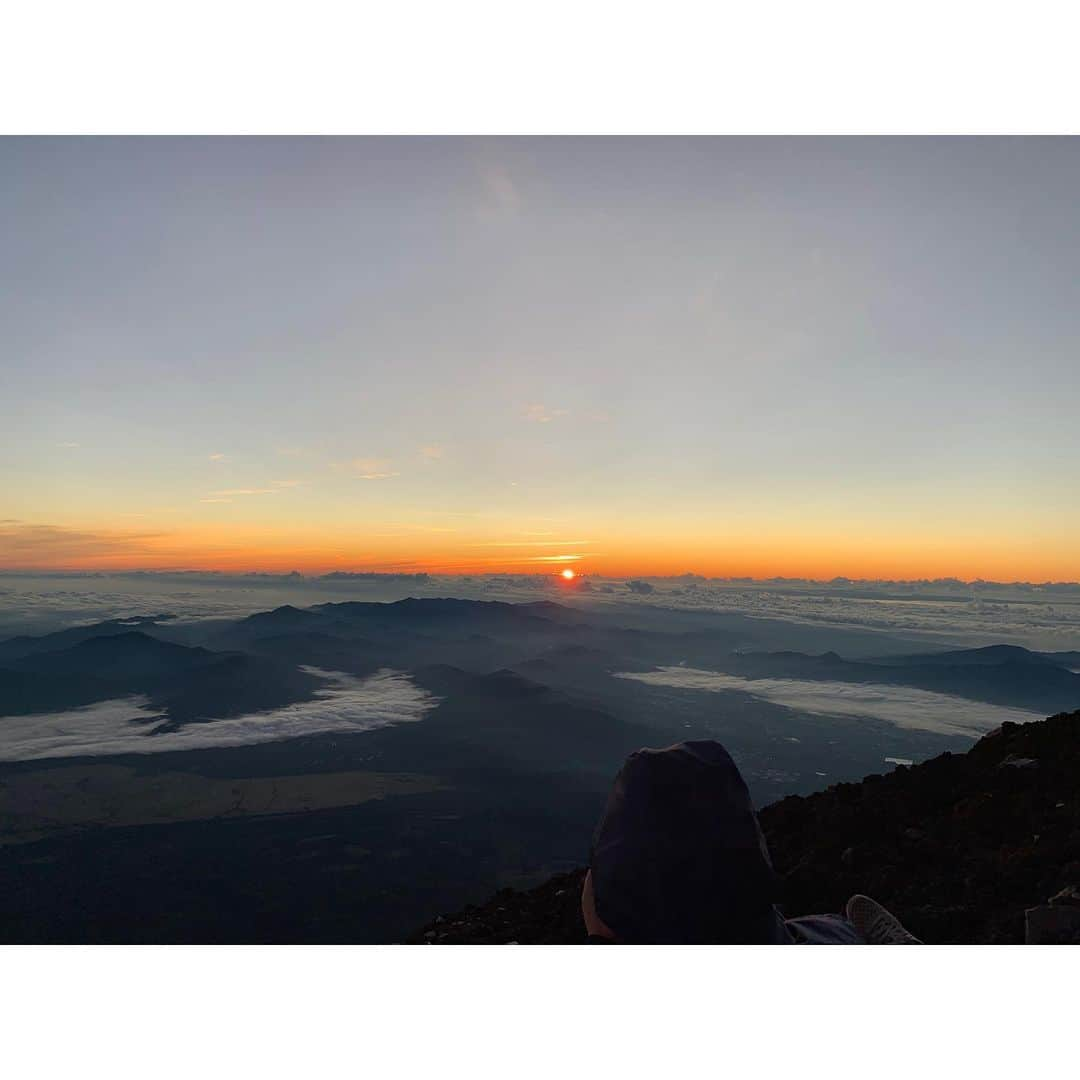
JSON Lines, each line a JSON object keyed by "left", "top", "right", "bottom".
{"left": 560, "top": 568, "right": 576, "bottom": 580}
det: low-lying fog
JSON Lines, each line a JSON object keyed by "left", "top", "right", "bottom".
{"left": 0, "top": 668, "right": 437, "bottom": 763}
{"left": 615, "top": 666, "right": 1042, "bottom": 737}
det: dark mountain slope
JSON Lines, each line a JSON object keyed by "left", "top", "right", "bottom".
{"left": 863, "top": 660, "right": 1080, "bottom": 713}
{"left": 231, "top": 605, "right": 323, "bottom": 633}
{"left": 393, "top": 667, "right": 655, "bottom": 778}
{"left": 760, "top": 710, "right": 1080, "bottom": 943}
{"left": 727, "top": 648, "right": 1080, "bottom": 714}
{"left": 408, "top": 709, "right": 1080, "bottom": 944}
{"left": 242, "top": 631, "right": 384, "bottom": 676}
{"left": 0, "top": 632, "right": 223, "bottom": 716}
{"left": 212, "top": 597, "right": 581, "bottom": 673}
{"left": 147, "top": 654, "right": 325, "bottom": 726}
{"left": 0, "top": 667, "right": 115, "bottom": 716}
{"left": 14, "top": 632, "right": 216, "bottom": 682}
{"left": 5, "top": 631, "right": 323, "bottom": 724}
{"left": 874, "top": 644, "right": 1063, "bottom": 668}
{"left": 0, "top": 616, "right": 174, "bottom": 663}
{"left": 314, "top": 597, "right": 569, "bottom": 627}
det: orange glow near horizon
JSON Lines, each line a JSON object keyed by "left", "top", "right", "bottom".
{"left": 6, "top": 141, "right": 1080, "bottom": 592}
{"left": 2, "top": 514, "right": 1079, "bottom": 583}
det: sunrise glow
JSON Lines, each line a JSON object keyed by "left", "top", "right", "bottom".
{"left": 3, "top": 138, "right": 1078, "bottom": 585}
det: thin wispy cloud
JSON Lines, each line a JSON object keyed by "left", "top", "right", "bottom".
{"left": 419, "top": 445, "right": 445, "bottom": 462}
{"left": 56, "top": 441, "right": 81, "bottom": 448}
{"left": 614, "top": 667, "right": 1042, "bottom": 738}
{"left": 208, "top": 452, "right": 226, "bottom": 461}
{"left": 0, "top": 522, "right": 164, "bottom": 565}
{"left": 333, "top": 457, "right": 399, "bottom": 480}
{"left": 472, "top": 540, "right": 594, "bottom": 547}
{"left": 383, "top": 522, "right": 459, "bottom": 534}
{"left": 210, "top": 488, "right": 277, "bottom": 497}
{"left": 524, "top": 404, "right": 569, "bottom": 424}
{"left": 413, "top": 509, "right": 492, "bottom": 518}
{"left": 272, "top": 479, "right": 302, "bottom": 488}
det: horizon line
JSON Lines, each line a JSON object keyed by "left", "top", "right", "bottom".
{"left": 2, "top": 568, "right": 1079, "bottom": 589}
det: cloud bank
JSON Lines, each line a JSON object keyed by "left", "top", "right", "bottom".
{"left": 614, "top": 666, "right": 1042, "bottom": 738}
{"left": 0, "top": 668, "right": 438, "bottom": 763}
{"left": 3, "top": 571, "right": 1080, "bottom": 652}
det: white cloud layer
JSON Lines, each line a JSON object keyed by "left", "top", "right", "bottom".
{"left": 615, "top": 666, "right": 1042, "bottom": 737}
{"left": 0, "top": 668, "right": 437, "bottom": 763}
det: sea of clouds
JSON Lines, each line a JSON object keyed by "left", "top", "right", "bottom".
{"left": 615, "top": 666, "right": 1043, "bottom": 738}
{"left": 3, "top": 571, "right": 1079, "bottom": 651}
{"left": 0, "top": 667, "right": 438, "bottom": 763}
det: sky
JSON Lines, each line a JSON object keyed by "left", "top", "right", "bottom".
{"left": 2, "top": 137, "right": 1079, "bottom": 580}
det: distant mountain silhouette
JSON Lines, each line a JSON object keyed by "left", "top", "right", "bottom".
{"left": 0, "top": 667, "right": 114, "bottom": 715}
{"left": 314, "top": 597, "right": 573, "bottom": 626}
{"left": 725, "top": 646, "right": 1080, "bottom": 714}
{"left": 3, "top": 595, "right": 1079, "bottom": 945}
{"left": 242, "top": 630, "right": 383, "bottom": 675}
{"left": 515, "top": 645, "right": 618, "bottom": 677}
{"left": 2, "top": 630, "right": 322, "bottom": 724}
{"left": 874, "top": 644, "right": 1064, "bottom": 668}
{"left": 148, "top": 653, "right": 324, "bottom": 726}
{"left": 4, "top": 601, "right": 1078, "bottom": 729}
{"left": 0, "top": 630, "right": 213, "bottom": 716}
{"left": 0, "top": 616, "right": 174, "bottom": 663}
{"left": 404, "top": 663, "right": 652, "bottom": 776}
{"left": 14, "top": 631, "right": 216, "bottom": 682}
{"left": 234, "top": 605, "right": 323, "bottom": 631}
{"left": 1046, "top": 651, "right": 1080, "bottom": 668}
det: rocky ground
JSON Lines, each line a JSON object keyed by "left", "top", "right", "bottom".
{"left": 407, "top": 709, "right": 1080, "bottom": 944}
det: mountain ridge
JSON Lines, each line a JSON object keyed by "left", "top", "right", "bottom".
{"left": 408, "top": 708, "right": 1080, "bottom": 944}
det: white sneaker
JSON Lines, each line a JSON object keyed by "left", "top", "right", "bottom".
{"left": 845, "top": 894, "right": 923, "bottom": 944}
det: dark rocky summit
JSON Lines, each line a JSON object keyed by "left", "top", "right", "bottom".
{"left": 407, "top": 709, "right": 1080, "bottom": 944}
